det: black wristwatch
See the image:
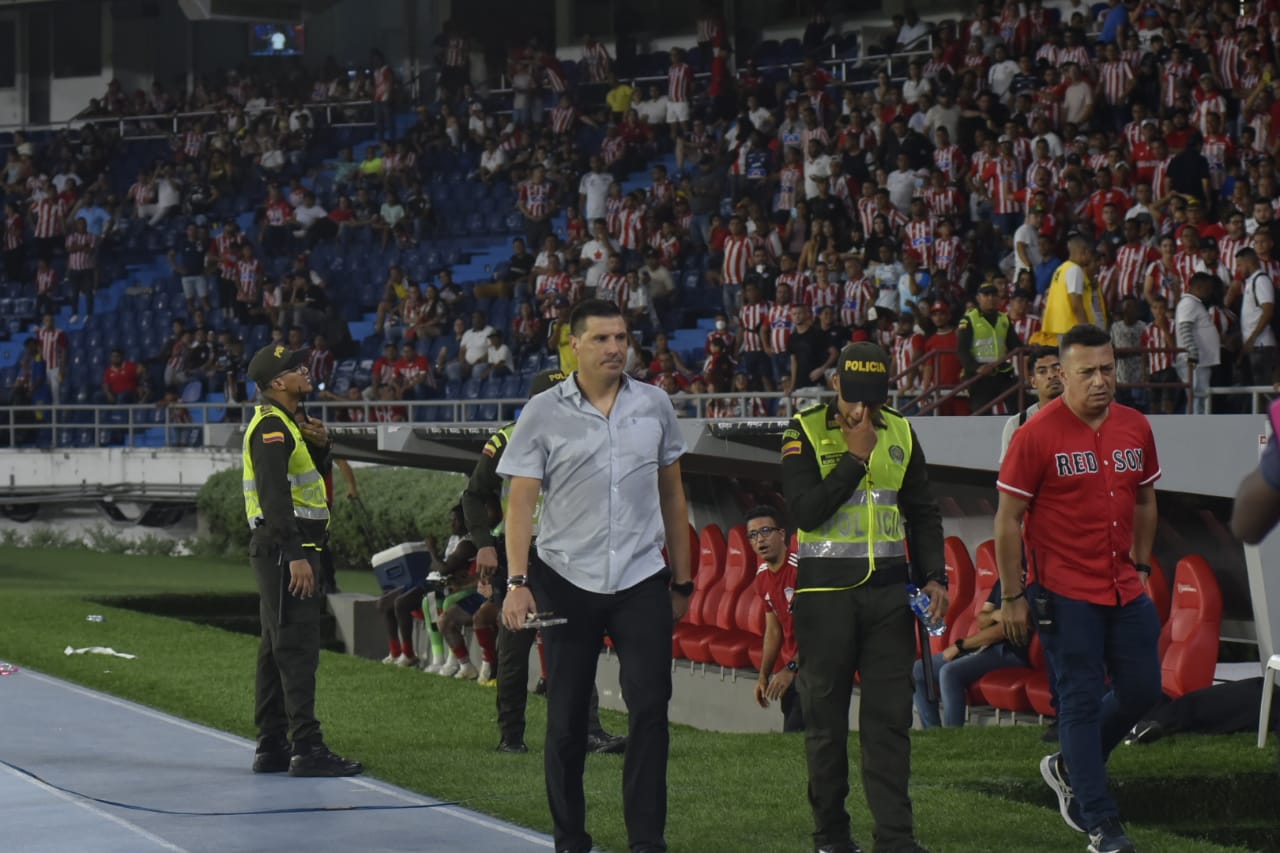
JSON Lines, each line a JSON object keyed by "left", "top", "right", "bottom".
{"left": 1135, "top": 563, "right": 1152, "bottom": 577}
{"left": 507, "top": 574, "right": 529, "bottom": 590}
{"left": 785, "top": 659, "right": 799, "bottom": 673}
{"left": 670, "top": 579, "right": 695, "bottom": 597}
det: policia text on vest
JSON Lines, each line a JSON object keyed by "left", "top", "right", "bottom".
{"left": 781, "top": 399, "right": 947, "bottom": 852}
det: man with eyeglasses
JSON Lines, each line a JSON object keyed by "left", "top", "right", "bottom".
{"left": 242, "top": 343, "right": 362, "bottom": 778}
{"left": 746, "top": 506, "right": 804, "bottom": 732}
{"left": 1001, "top": 345, "right": 1064, "bottom": 461}
{"left": 781, "top": 341, "right": 947, "bottom": 853}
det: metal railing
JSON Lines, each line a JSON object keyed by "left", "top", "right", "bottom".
{"left": 0, "top": 100, "right": 377, "bottom": 138}
{"left": 1208, "top": 385, "right": 1279, "bottom": 414}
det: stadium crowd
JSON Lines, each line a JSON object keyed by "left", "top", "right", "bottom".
{"left": 9, "top": 0, "right": 1280, "bottom": 427}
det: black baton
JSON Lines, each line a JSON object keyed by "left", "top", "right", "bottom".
{"left": 917, "top": 617, "right": 939, "bottom": 705}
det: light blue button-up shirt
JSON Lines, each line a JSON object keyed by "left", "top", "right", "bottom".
{"left": 497, "top": 374, "right": 687, "bottom": 594}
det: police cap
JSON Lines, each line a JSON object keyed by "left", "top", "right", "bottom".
{"left": 248, "top": 344, "right": 309, "bottom": 387}
{"left": 837, "top": 342, "right": 891, "bottom": 405}
{"left": 529, "top": 367, "right": 568, "bottom": 398}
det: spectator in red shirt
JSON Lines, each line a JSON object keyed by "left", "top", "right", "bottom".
{"left": 102, "top": 348, "right": 142, "bottom": 404}
{"left": 995, "top": 324, "right": 1162, "bottom": 852}
{"left": 921, "top": 301, "right": 970, "bottom": 415}
{"left": 747, "top": 506, "right": 804, "bottom": 733}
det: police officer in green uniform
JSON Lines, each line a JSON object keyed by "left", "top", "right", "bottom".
{"left": 461, "top": 368, "right": 625, "bottom": 755}
{"left": 244, "top": 343, "right": 362, "bottom": 778}
{"left": 781, "top": 341, "right": 948, "bottom": 853}
{"left": 957, "top": 283, "right": 1023, "bottom": 414}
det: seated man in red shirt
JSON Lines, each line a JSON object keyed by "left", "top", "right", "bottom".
{"left": 748, "top": 506, "right": 804, "bottom": 732}
{"left": 101, "top": 347, "right": 143, "bottom": 404}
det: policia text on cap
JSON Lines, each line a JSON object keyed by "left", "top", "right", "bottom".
{"left": 781, "top": 341, "right": 948, "bottom": 853}
{"left": 242, "top": 343, "right": 362, "bottom": 778}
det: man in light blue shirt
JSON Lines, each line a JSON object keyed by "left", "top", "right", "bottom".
{"left": 499, "top": 298, "right": 692, "bottom": 853}
{"left": 75, "top": 194, "right": 112, "bottom": 237}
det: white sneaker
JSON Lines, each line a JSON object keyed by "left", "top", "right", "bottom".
{"left": 436, "top": 653, "right": 460, "bottom": 677}
{"left": 381, "top": 653, "right": 397, "bottom": 665}
{"left": 395, "top": 653, "right": 417, "bottom": 667}
{"left": 477, "top": 661, "right": 494, "bottom": 683}
{"left": 420, "top": 649, "right": 442, "bottom": 672}
{"left": 454, "top": 660, "right": 479, "bottom": 680}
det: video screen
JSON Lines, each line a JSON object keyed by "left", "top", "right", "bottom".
{"left": 249, "top": 24, "right": 305, "bottom": 57}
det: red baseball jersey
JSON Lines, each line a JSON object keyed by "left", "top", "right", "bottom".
{"left": 997, "top": 397, "right": 1160, "bottom": 606}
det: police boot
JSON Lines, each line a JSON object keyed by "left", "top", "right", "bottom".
{"left": 251, "top": 734, "right": 291, "bottom": 774}
{"left": 288, "top": 741, "right": 364, "bottom": 777}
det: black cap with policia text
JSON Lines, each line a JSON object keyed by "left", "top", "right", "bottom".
{"left": 248, "top": 343, "right": 309, "bottom": 387}
{"left": 837, "top": 342, "right": 891, "bottom": 405}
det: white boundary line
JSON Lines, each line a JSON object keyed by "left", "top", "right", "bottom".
{"left": 0, "top": 761, "right": 190, "bottom": 853}
{"left": 16, "top": 670, "right": 554, "bottom": 848}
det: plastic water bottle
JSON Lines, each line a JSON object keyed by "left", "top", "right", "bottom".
{"left": 906, "top": 584, "right": 945, "bottom": 636}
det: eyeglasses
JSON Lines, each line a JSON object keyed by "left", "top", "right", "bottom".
{"left": 747, "top": 526, "right": 783, "bottom": 541}
{"left": 274, "top": 365, "right": 309, "bottom": 381}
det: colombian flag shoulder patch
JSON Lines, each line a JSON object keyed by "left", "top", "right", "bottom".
{"left": 781, "top": 440, "right": 802, "bottom": 458}
{"left": 262, "top": 431, "right": 285, "bottom": 444}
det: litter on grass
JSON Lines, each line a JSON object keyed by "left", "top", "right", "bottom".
{"left": 64, "top": 646, "right": 137, "bottom": 660}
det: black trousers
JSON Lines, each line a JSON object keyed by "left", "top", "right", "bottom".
{"left": 793, "top": 583, "right": 917, "bottom": 851}
{"left": 251, "top": 535, "right": 325, "bottom": 747}
{"left": 532, "top": 561, "right": 673, "bottom": 853}
{"left": 495, "top": 614, "right": 609, "bottom": 744}
{"left": 968, "top": 371, "right": 1015, "bottom": 415}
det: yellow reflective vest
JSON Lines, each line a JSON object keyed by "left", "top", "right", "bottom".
{"left": 1037, "top": 259, "right": 1106, "bottom": 344}
{"left": 242, "top": 403, "right": 330, "bottom": 530}
{"left": 792, "top": 404, "right": 911, "bottom": 588}
{"left": 964, "top": 308, "right": 1012, "bottom": 364}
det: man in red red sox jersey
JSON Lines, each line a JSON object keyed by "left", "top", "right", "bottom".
{"left": 746, "top": 506, "right": 804, "bottom": 733}
{"left": 994, "top": 324, "right": 1162, "bottom": 853}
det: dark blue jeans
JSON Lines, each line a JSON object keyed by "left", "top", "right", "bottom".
{"left": 1033, "top": 584, "right": 1162, "bottom": 831}
{"left": 912, "top": 643, "right": 1028, "bottom": 728}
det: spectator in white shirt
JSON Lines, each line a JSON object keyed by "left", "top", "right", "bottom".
{"left": 803, "top": 139, "right": 832, "bottom": 199}
{"left": 885, "top": 152, "right": 918, "bottom": 213}
{"left": 1062, "top": 63, "right": 1094, "bottom": 126}
{"left": 450, "top": 310, "right": 496, "bottom": 381}
{"left": 896, "top": 9, "right": 930, "bottom": 49}
{"left": 1237, "top": 248, "right": 1277, "bottom": 385}
{"left": 1014, "top": 208, "right": 1046, "bottom": 278}
{"left": 481, "top": 329, "right": 515, "bottom": 380}
{"left": 579, "top": 220, "right": 618, "bottom": 290}
{"left": 478, "top": 138, "right": 508, "bottom": 181}
{"left": 987, "top": 45, "right": 1020, "bottom": 104}
{"left": 578, "top": 156, "right": 614, "bottom": 222}
{"left": 634, "top": 84, "right": 668, "bottom": 125}
{"left": 1175, "top": 272, "right": 1221, "bottom": 414}
{"left": 902, "top": 62, "right": 932, "bottom": 105}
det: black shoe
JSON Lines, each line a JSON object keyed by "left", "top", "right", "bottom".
{"left": 1041, "top": 721, "right": 1059, "bottom": 743}
{"left": 815, "top": 843, "right": 864, "bottom": 853}
{"left": 252, "top": 735, "right": 290, "bottom": 773}
{"left": 288, "top": 743, "right": 363, "bottom": 777}
{"left": 1088, "top": 818, "right": 1137, "bottom": 853}
{"left": 534, "top": 677, "right": 547, "bottom": 695}
{"left": 1122, "top": 720, "right": 1165, "bottom": 746}
{"left": 587, "top": 733, "right": 627, "bottom": 754}
{"left": 252, "top": 748, "right": 291, "bottom": 773}
{"left": 496, "top": 739, "right": 529, "bottom": 753}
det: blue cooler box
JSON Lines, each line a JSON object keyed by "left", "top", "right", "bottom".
{"left": 372, "top": 543, "right": 431, "bottom": 591}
